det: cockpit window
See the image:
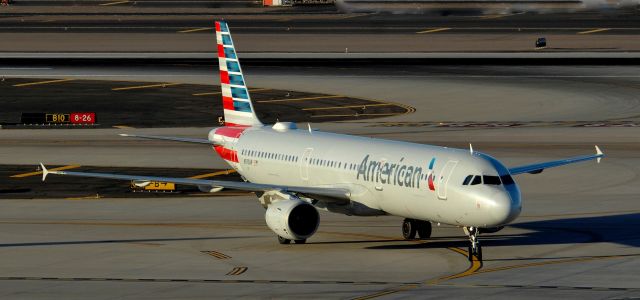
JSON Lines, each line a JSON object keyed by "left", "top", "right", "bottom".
{"left": 462, "top": 175, "right": 473, "bottom": 185}
{"left": 483, "top": 175, "right": 501, "bottom": 185}
{"left": 500, "top": 175, "right": 515, "bottom": 185}
{"left": 470, "top": 176, "right": 482, "bottom": 185}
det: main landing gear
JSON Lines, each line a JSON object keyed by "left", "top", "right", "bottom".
{"left": 464, "top": 226, "right": 482, "bottom": 261}
{"left": 277, "top": 236, "right": 306, "bottom": 245}
{"left": 402, "top": 218, "right": 432, "bottom": 240}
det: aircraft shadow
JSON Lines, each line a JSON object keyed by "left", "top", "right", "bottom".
{"left": 364, "top": 213, "right": 640, "bottom": 251}
{"left": 0, "top": 236, "right": 258, "bottom": 248}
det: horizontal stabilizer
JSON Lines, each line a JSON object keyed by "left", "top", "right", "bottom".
{"left": 119, "top": 133, "right": 213, "bottom": 144}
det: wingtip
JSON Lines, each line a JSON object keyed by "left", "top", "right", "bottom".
{"left": 119, "top": 133, "right": 130, "bottom": 137}
{"left": 39, "top": 162, "right": 48, "bottom": 182}
{"left": 595, "top": 145, "right": 604, "bottom": 163}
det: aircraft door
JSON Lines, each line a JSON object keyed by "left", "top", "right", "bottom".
{"left": 300, "top": 148, "right": 313, "bottom": 181}
{"left": 437, "top": 160, "right": 458, "bottom": 200}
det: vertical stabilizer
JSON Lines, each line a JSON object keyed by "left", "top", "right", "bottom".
{"left": 215, "top": 21, "right": 263, "bottom": 127}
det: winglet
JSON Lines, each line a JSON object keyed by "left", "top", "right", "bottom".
{"left": 595, "top": 145, "right": 604, "bottom": 163}
{"left": 469, "top": 143, "right": 474, "bottom": 155}
{"left": 40, "top": 163, "right": 49, "bottom": 182}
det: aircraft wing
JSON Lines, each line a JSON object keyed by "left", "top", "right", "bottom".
{"left": 39, "top": 164, "right": 351, "bottom": 202}
{"left": 119, "top": 133, "right": 212, "bottom": 144}
{"left": 508, "top": 146, "right": 604, "bottom": 175}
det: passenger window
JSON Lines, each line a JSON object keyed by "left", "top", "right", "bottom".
{"left": 483, "top": 175, "right": 501, "bottom": 185}
{"left": 462, "top": 175, "right": 473, "bottom": 185}
{"left": 470, "top": 176, "right": 482, "bottom": 185}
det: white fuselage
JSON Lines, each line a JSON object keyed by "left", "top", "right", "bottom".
{"left": 209, "top": 123, "right": 522, "bottom": 228}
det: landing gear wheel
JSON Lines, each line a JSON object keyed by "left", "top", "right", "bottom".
{"left": 417, "top": 221, "right": 432, "bottom": 239}
{"left": 277, "top": 236, "right": 291, "bottom": 244}
{"left": 294, "top": 239, "right": 307, "bottom": 244}
{"left": 402, "top": 219, "right": 417, "bottom": 240}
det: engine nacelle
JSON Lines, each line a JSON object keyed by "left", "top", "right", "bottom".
{"left": 265, "top": 199, "right": 320, "bottom": 241}
{"left": 198, "top": 185, "right": 224, "bottom": 193}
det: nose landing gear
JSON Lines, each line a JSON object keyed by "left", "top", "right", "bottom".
{"left": 464, "top": 226, "right": 482, "bottom": 261}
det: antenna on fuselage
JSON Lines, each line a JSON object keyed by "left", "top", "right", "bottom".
{"left": 469, "top": 143, "right": 474, "bottom": 155}
{"left": 307, "top": 123, "right": 312, "bottom": 134}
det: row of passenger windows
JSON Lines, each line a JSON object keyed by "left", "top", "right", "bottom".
{"left": 241, "top": 149, "right": 299, "bottom": 163}
{"left": 462, "top": 174, "right": 514, "bottom": 186}
{"left": 239, "top": 149, "right": 359, "bottom": 171}
{"left": 308, "top": 157, "right": 358, "bottom": 171}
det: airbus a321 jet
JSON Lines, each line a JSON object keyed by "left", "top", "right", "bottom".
{"left": 40, "top": 21, "right": 605, "bottom": 261}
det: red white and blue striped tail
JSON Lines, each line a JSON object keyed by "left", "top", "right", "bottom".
{"left": 215, "top": 21, "right": 263, "bottom": 127}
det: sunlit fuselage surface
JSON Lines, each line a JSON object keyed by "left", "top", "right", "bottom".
{"left": 209, "top": 124, "right": 521, "bottom": 228}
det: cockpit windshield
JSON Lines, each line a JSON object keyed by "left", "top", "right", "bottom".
{"left": 463, "top": 174, "right": 515, "bottom": 186}
{"left": 483, "top": 175, "right": 501, "bottom": 185}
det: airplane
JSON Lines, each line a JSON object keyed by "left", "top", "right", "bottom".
{"left": 39, "top": 20, "right": 605, "bottom": 261}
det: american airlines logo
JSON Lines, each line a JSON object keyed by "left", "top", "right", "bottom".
{"left": 356, "top": 155, "right": 435, "bottom": 190}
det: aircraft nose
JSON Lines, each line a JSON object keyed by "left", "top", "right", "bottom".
{"left": 489, "top": 188, "right": 521, "bottom": 226}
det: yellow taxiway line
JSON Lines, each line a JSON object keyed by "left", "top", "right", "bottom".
{"left": 192, "top": 88, "right": 270, "bottom": 97}
{"left": 302, "top": 103, "right": 393, "bottom": 111}
{"left": 112, "top": 83, "right": 180, "bottom": 91}
{"left": 13, "top": 79, "right": 73, "bottom": 87}
{"left": 258, "top": 95, "right": 343, "bottom": 103}
{"left": 193, "top": 91, "right": 222, "bottom": 96}
{"left": 189, "top": 169, "right": 237, "bottom": 179}
{"left": 100, "top": 0, "right": 130, "bottom": 6}
{"left": 201, "top": 250, "right": 232, "bottom": 259}
{"left": 310, "top": 113, "right": 398, "bottom": 118}
{"left": 179, "top": 27, "right": 213, "bottom": 33}
{"left": 578, "top": 28, "right": 611, "bottom": 34}
{"left": 65, "top": 194, "right": 102, "bottom": 201}
{"left": 226, "top": 266, "right": 248, "bottom": 276}
{"left": 416, "top": 28, "right": 451, "bottom": 34}
{"left": 11, "top": 165, "right": 81, "bottom": 178}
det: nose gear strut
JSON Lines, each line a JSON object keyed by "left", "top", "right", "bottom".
{"left": 464, "top": 226, "right": 483, "bottom": 261}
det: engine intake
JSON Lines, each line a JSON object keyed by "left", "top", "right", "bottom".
{"left": 265, "top": 199, "right": 320, "bottom": 241}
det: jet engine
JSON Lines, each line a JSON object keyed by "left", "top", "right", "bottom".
{"left": 265, "top": 199, "right": 320, "bottom": 241}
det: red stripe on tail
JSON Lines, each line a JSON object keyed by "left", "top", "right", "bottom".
{"left": 219, "top": 70, "right": 230, "bottom": 84}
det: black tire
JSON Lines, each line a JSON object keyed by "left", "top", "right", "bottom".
{"left": 402, "top": 219, "right": 417, "bottom": 240}
{"left": 278, "top": 236, "right": 291, "bottom": 244}
{"left": 468, "top": 245, "right": 473, "bottom": 261}
{"left": 294, "top": 239, "right": 307, "bottom": 244}
{"left": 476, "top": 245, "right": 483, "bottom": 262}
{"left": 417, "top": 221, "right": 432, "bottom": 239}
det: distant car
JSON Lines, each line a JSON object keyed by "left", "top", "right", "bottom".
{"left": 536, "top": 37, "right": 547, "bottom": 49}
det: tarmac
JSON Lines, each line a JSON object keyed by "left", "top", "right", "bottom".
{"left": 0, "top": 63, "right": 639, "bottom": 299}
{"left": 0, "top": 2, "right": 639, "bottom": 298}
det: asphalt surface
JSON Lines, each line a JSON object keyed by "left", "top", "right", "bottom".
{"left": 1, "top": 165, "right": 244, "bottom": 199}
{"left": 0, "top": 63, "right": 639, "bottom": 299}
{"left": 1, "top": 10, "right": 639, "bottom": 33}
{"left": 1, "top": 8, "right": 640, "bottom": 53}
{"left": 0, "top": 77, "right": 408, "bottom": 127}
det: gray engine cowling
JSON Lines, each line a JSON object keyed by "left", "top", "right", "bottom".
{"left": 265, "top": 199, "right": 320, "bottom": 241}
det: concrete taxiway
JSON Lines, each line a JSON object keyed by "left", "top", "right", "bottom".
{"left": 1, "top": 7, "right": 640, "bottom": 53}
{"left": 1, "top": 64, "right": 639, "bottom": 298}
